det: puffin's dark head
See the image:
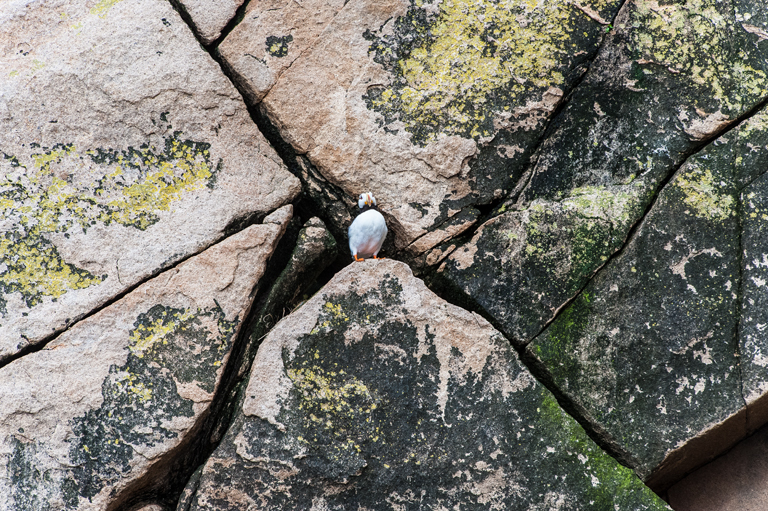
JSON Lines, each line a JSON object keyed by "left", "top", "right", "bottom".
{"left": 357, "top": 192, "right": 377, "bottom": 210}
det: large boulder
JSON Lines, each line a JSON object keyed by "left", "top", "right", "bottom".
{"left": 218, "top": 0, "right": 628, "bottom": 253}
{"left": 0, "top": 206, "right": 292, "bottom": 510}
{"left": 526, "top": 104, "right": 768, "bottom": 490}
{"left": 181, "top": 260, "right": 669, "bottom": 510}
{"left": 434, "top": 0, "right": 768, "bottom": 343}
{"left": 0, "top": 0, "right": 300, "bottom": 360}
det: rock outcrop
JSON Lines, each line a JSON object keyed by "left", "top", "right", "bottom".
{"left": 3, "top": 0, "right": 768, "bottom": 508}
{"left": 181, "top": 260, "right": 669, "bottom": 510}
{"left": 0, "top": 207, "right": 292, "bottom": 510}
{"left": 218, "top": 0, "right": 628, "bottom": 254}
{"left": 0, "top": 0, "right": 299, "bottom": 360}
{"left": 527, "top": 103, "right": 768, "bottom": 490}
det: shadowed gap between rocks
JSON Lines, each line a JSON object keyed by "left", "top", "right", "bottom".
{"left": 178, "top": 0, "right": 637, "bottom": 274}
{"left": 159, "top": 0, "right": 672, "bottom": 499}
{"left": 162, "top": 0, "right": 768, "bottom": 505}
{"left": 110, "top": 211, "right": 340, "bottom": 511}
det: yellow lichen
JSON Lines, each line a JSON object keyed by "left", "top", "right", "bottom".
{"left": 115, "top": 372, "right": 153, "bottom": 403}
{"left": 129, "top": 309, "right": 194, "bottom": 358}
{"left": 90, "top": 0, "right": 123, "bottom": 18}
{"left": 629, "top": 0, "right": 767, "bottom": 113}
{"left": 0, "top": 136, "right": 217, "bottom": 313}
{"left": 675, "top": 167, "right": 734, "bottom": 221}
{"left": 368, "top": 0, "right": 617, "bottom": 143}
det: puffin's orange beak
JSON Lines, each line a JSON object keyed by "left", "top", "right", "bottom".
{"left": 364, "top": 193, "right": 372, "bottom": 207}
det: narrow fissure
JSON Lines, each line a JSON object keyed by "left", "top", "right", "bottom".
{"left": 0, "top": 210, "right": 269, "bottom": 374}
{"left": 157, "top": 0, "right": 768, "bottom": 507}
{"left": 113, "top": 214, "right": 305, "bottom": 511}
{"left": 210, "top": 0, "right": 253, "bottom": 49}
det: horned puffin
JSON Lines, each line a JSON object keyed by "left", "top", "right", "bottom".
{"left": 348, "top": 192, "right": 388, "bottom": 261}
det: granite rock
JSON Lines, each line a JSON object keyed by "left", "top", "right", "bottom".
{"left": 219, "top": 0, "right": 628, "bottom": 252}
{"left": 0, "top": 0, "right": 300, "bottom": 359}
{"left": 528, "top": 104, "right": 768, "bottom": 490}
{"left": 182, "top": 260, "right": 669, "bottom": 510}
{"left": 433, "top": 0, "right": 768, "bottom": 344}
{"left": 0, "top": 206, "right": 292, "bottom": 511}
{"left": 174, "top": 0, "right": 246, "bottom": 45}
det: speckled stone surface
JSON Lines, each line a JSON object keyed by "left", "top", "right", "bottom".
{"left": 220, "top": 0, "right": 627, "bottom": 253}
{"left": 182, "top": 260, "right": 669, "bottom": 510}
{"left": 0, "top": 0, "right": 299, "bottom": 360}
{"left": 0, "top": 207, "right": 291, "bottom": 511}
{"left": 528, "top": 104, "right": 768, "bottom": 490}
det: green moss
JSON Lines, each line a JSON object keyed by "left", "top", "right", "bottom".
{"left": 538, "top": 393, "right": 665, "bottom": 509}
{"left": 0, "top": 132, "right": 219, "bottom": 316}
{"left": 364, "top": 0, "right": 619, "bottom": 145}
{"left": 536, "top": 292, "right": 592, "bottom": 374}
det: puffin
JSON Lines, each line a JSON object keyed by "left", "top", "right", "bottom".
{"left": 348, "top": 192, "right": 388, "bottom": 261}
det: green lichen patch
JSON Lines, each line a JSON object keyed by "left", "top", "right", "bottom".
{"left": 436, "top": 181, "right": 650, "bottom": 344}
{"left": 266, "top": 35, "right": 293, "bottom": 58}
{"left": 0, "top": 132, "right": 220, "bottom": 316}
{"left": 674, "top": 167, "right": 735, "bottom": 221}
{"left": 363, "top": 0, "right": 622, "bottom": 145}
{"left": 536, "top": 394, "right": 666, "bottom": 510}
{"left": 63, "top": 303, "right": 235, "bottom": 506}
{"left": 530, "top": 143, "right": 744, "bottom": 479}
{"left": 627, "top": 0, "right": 767, "bottom": 115}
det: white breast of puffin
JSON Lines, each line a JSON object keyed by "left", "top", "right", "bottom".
{"left": 348, "top": 209, "right": 388, "bottom": 257}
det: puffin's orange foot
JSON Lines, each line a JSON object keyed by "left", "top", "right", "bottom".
{"left": 354, "top": 254, "right": 365, "bottom": 262}
{"left": 373, "top": 255, "right": 385, "bottom": 260}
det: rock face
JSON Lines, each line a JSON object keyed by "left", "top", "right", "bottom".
{"left": 527, "top": 104, "right": 768, "bottom": 489}
{"left": 182, "top": 260, "right": 669, "bottom": 510}
{"left": 3, "top": 0, "right": 768, "bottom": 507}
{"left": 667, "top": 422, "right": 768, "bottom": 511}
{"left": 435, "top": 0, "right": 768, "bottom": 344}
{"left": 0, "top": 206, "right": 292, "bottom": 510}
{"left": 219, "top": 0, "right": 627, "bottom": 252}
{"left": 0, "top": 0, "right": 300, "bottom": 360}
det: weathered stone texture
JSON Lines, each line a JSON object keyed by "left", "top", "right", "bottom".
{"left": 435, "top": 0, "right": 768, "bottom": 346}
{"left": 183, "top": 260, "right": 669, "bottom": 510}
{"left": 220, "top": 0, "right": 627, "bottom": 253}
{"left": 527, "top": 104, "right": 768, "bottom": 489}
{"left": 0, "top": 0, "right": 300, "bottom": 360}
{"left": 0, "top": 206, "right": 292, "bottom": 511}
{"left": 174, "top": 0, "right": 246, "bottom": 45}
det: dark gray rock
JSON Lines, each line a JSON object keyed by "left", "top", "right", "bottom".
{"left": 433, "top": 0, "right": 768, "bottom": 345}
{"left": 184, "top": 260, "right": 669, "bottom": 510}
{"left": 527, "top": 103, "right": 768, "bottom": 491}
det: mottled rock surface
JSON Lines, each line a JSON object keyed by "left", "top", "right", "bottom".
{"left": 0, "top": 206, "right": 292, "bottom": 511}
{"left": 436, "top": 0, "right": 768, "bottom": 345}
{"left": 221, "top": 0, "right": 627, "bottom": 252}
{"left": 182, "top": 260, "right": 669, "bottom": 510}
{"left": 0, "top": 0, "right": 300, "bottom": 360}
{"left": 174, "top": 0, "right": 246, "bottom": 44}
{"left": 527, "top": 104, "right": 768, "bottom": 489}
